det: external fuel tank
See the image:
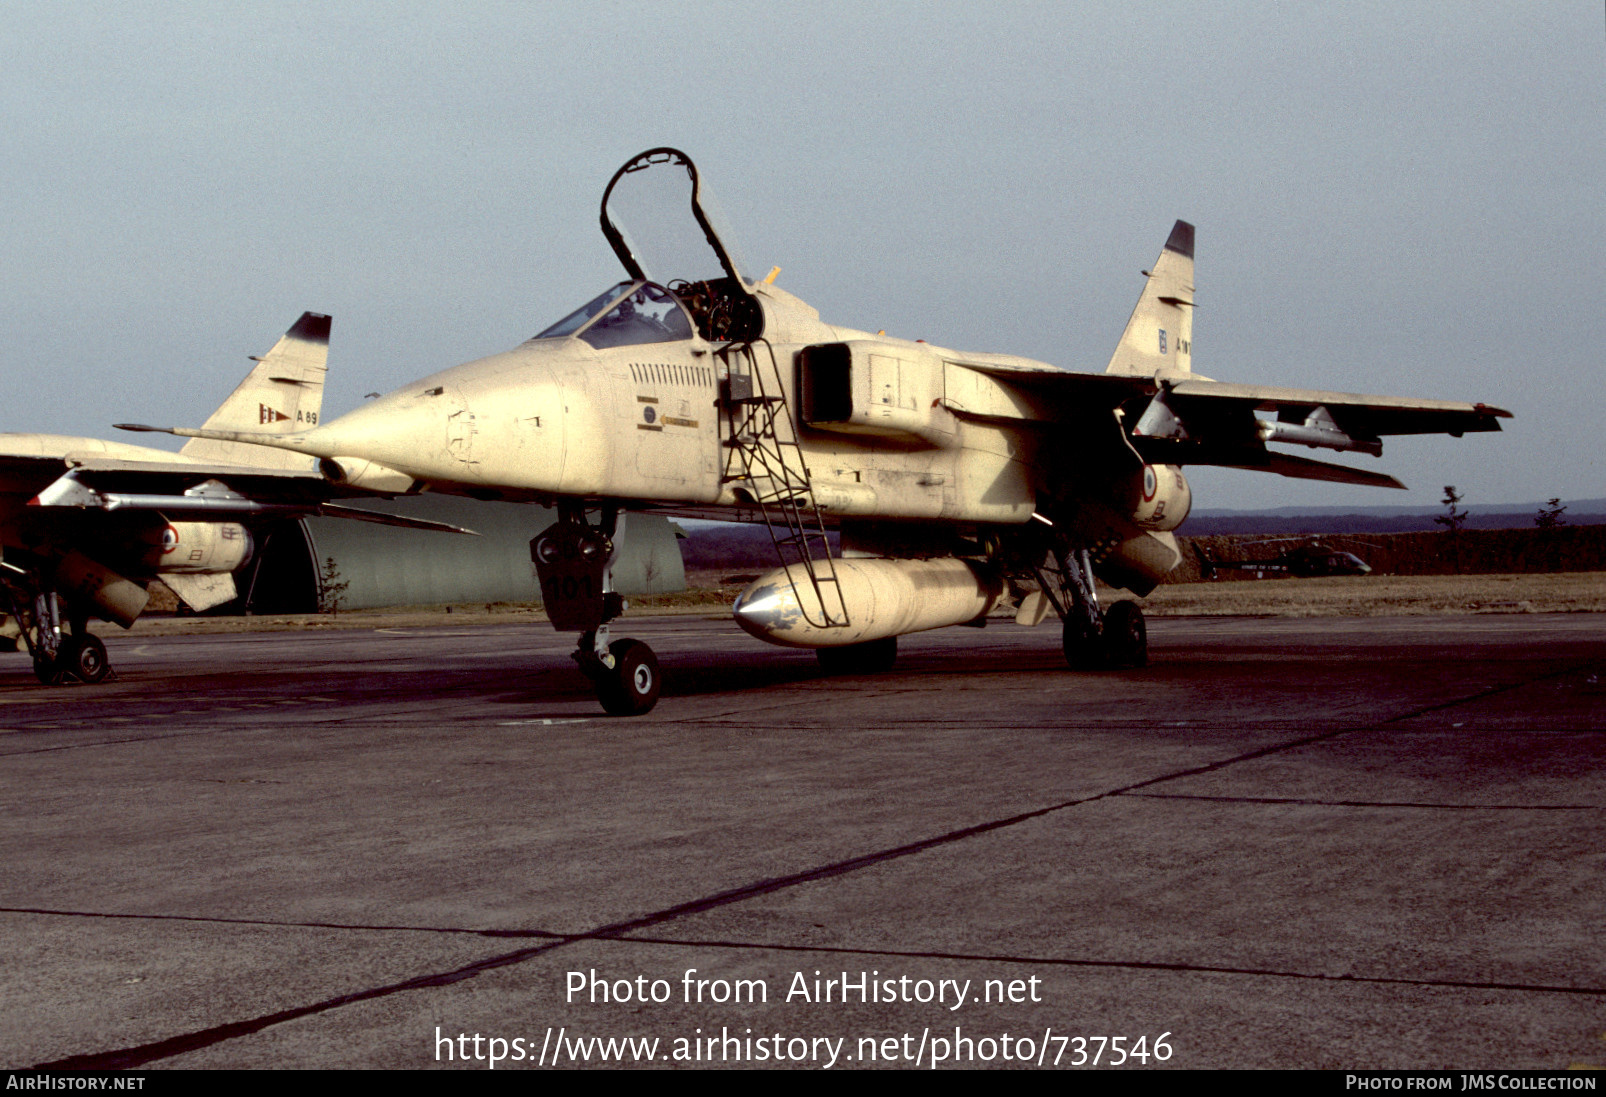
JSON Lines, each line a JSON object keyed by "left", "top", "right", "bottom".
{"left": 732, "top": 557, "right": 1004, "bottom": 648}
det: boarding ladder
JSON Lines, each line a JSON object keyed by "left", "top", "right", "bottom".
{"left": 718, "top": 341, "right": 850, "bottom": 630}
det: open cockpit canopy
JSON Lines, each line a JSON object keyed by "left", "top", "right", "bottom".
{"left": 598, "top": 148, "right": 763, "bottom": 343}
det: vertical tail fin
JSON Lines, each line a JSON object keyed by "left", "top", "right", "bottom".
{"left": 180, "top": 312, "right": 330, "bottom": 469}
{"left": 1105, "top": 221, "right": 1195, "bottom": 378}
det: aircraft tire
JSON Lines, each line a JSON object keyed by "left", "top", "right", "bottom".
{"left": 596, "top": 638, "right": 661, "bottom": 716}
{"left": 815, "top": 636, "right": 898, "bottom": 675}
{"left": 1062, "top": 615, "right": 1104, "bottom": 670}
{"left": 62, "top": 634, "right": 111, "bottom": 684}
{"left": 1101, "top": 601, "right": 1148, "bottom": 668}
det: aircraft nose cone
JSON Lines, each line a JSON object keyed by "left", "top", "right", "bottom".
{"left": 301, "top": 349, "right": 570, "bottom": 491}
{"left": 304, "top": 394, "right": 444, "bottom": 467}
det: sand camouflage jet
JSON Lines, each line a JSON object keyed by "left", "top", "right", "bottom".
{"left": 127, "top": 149, "right": 1509, "bottom": 714}
{"left": 4, "top": 313, "right": 469, "bottom": 683}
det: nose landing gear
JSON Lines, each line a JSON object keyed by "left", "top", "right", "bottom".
{"left": 531, "top": 506, "right": 661, "bottom": 716}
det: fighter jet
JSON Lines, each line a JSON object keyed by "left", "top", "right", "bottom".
{"left": 128, "top": 149, "right": 1509, "bottom": 714}
{"left": 4, "top": 313, "right": 470, "bottom": 684}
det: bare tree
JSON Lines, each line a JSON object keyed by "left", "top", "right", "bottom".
{"left": 1434, "top": 486, "right": 1467, "bottom": 532}
{"left": 1534, "top": 498, "right": 1568, "bottom": 528}
{"left": 318, "top": 556, "right": 351, "bottom": 615}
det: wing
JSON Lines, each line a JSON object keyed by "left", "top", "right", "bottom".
{"left": 1131, "top": 379, "right": 1508, "bottom": 488}
{"left": 28, "top": 457, "right": 476, "bottom": 534}
{"left": 1155, "top": 379, "right": 1509, "bottom": 441}
{"left": 950, "top": 361, "right": 1510, "bottom": 489}
{"left": 0, "top": 454, "right": 79, "bottom": 501}
{"left": 0, "top": 438, "right": 197, "bottom": 500}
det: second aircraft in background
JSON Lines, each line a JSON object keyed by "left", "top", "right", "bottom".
{"left": 3, "top": 314, "right": 468, "bottom": 684}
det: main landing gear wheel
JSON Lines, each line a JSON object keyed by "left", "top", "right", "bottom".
{"left": 1045, "top": 544, "right": 1148, "bottom": 672}
{"left": 1100, "top": 601, "right": 1147, "bottom": 668}
{"left": 816, "top": 636, "right": 898, "bottom": 675}
{"left": 1061, "top": 615, "right": 1103, "bottom": 670}
{"left": 595, "top": 638, "right": 661, "bottom": 716}
{"left": 60, "top": 633, "right": 111, "bottom": 684}
{"left": 1061, "top": 603, "right": 1147, "bottom": 670}
{"left": 30, "top": 633, "right": 112, "bottom": 686}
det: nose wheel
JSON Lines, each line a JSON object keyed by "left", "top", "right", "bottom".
{"left": 585, "top": 637, "right": 661, "bottom": 716}
{"left": 531, "top": 505, "right": 662, "bottom": 716}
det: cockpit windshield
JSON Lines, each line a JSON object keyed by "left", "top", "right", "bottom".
{"left": 533, "top": 281, "right": 695, "bottom": 349}
{"left": 577, "top": 283, "right": 693, "bottom": 348}
{"left": 535, "top": 282, "right": 631, "bottom": 340}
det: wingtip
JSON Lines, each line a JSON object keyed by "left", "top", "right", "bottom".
{"left": 1164, "top": 220, "right": 1195, "bottom": 259}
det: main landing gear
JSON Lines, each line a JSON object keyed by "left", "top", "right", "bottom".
{"left": 1040, "top": 547, "right": 1148, "bottom": 671}
{"left": 531, "top": 506, "right": 660, "bottom": 716}
{"left": 0, "top": 566, "right": 113, "bottom": 685}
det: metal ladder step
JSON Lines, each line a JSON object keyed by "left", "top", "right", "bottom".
{"left": 719, "top": 341, "right": 850, "bottom": 631}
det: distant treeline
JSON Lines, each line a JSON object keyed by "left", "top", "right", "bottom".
{"left": 679, "top": 525, "right": 841, "bottom": 574}
{"left": 1181, "top": 510, "right": 1606, "bottom": 535}
{"left": 1175, "top": 526, "right": 1606, "bottom": 581}
{"left": 680, "top": 523, "right": 1606, "bottom": 580}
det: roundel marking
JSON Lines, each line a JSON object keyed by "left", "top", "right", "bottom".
{"left": 1142, "top": 465, "right": 1158, "bottom": 501}
{"left": 161, "top": 525, "right": 180, "bottom": 555}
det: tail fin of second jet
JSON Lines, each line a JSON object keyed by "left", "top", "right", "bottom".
{"left": 1105, "top": 220, "right": 1195, "bottom": 379}
{"left": 179, "top": 312, "right": 330, "bottom": 469}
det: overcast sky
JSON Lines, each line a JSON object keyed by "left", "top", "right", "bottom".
{"left": 3, "top": 2, "right": 1601, "bottom": 511}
